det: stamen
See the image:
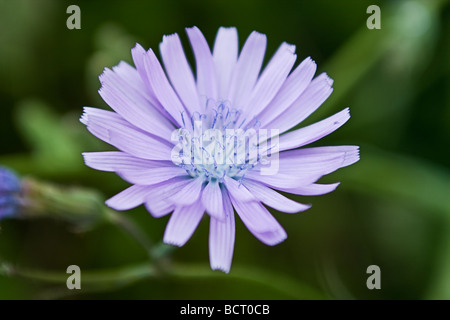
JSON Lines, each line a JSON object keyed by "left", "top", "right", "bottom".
{"left": 172, "top": 98, "right": 264, "bottom": 182}
{"left": 180, "top": 111, "right": 186, "bottom": 128}
{"left": 238, "top": 118, "right": 246, "bottom": 129}
{"left": 211, "top": 109, "right": 219, "bottom": 129}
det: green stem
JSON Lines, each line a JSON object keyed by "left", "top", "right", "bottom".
{"left": 2, "top": 262, "right": 156, "bottom": 288}
{"left": 104, "top": 209, "right": 154, "bottom": 258}
{"left": 170, "top": 264, "right": 326, "bottom": 300}
{"left": 104, "top": 209, "right": 175, "bottom": 272}
{"left": 1, "top": 262, "right": 325, "bottom": 299}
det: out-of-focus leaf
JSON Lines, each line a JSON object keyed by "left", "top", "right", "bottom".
{"left": 9, "top": 99, "right": 92, "bottom": 176}
{"left": 85, "top": 23, "right": 137, "bottom": 103}
{"left": 0, "top": 0, "right": 56, "bottom": 96}
{"left": 170, "top": 263, "right": 327, "bottom": 300}
{"left": 425, "top": 218, "right": 450, "bottom": 300}
{"left": 342, "top": 146, "right": 450, "bottom": 298}
{"left": 314, "top": 0, "right": 443, "bottom": 123}
{"left": 427, "top": 220, "right": 450, "bottom": 299}
{"left": 343, "top": 146, "right": 450, "bottom": 217}
{"left": 21, "top": 178, "right": 108, "bottom": 231}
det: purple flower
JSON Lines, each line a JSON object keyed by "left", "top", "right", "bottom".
{"left": 81, "top": 26, "right": 359, "bottom": 273}
{"left": 0, "top": 167, "right": 21, "bottom": 219}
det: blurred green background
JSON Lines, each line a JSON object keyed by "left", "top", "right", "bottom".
{"left": 0, "top": 0, "right": 449, "bottom": 299}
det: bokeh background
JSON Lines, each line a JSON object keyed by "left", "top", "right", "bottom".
{"left": 0, "top": 0, "right": 449, "bottom": 299}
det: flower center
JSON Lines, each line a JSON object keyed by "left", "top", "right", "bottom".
{"left": 171, "top": 101, "right": 277, "bottom": 182}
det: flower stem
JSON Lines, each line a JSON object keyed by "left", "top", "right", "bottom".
{"left": 1, "top": 261, "right": 326, "bottom": 299}
{"left": 103, "top": 208, "right": 174, "bottom": 270}
{"left": 170, "top": 264, "right": 327, "bottom": 300}
{"left": 1, "top": 262, "right": 156, "bottom": 288}
{"left": 104, "top": 209, "right": 154, "bottom": 257}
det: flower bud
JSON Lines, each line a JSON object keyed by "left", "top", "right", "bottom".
{"left": 0, "top": 167, "right": 21, "bottom": 219}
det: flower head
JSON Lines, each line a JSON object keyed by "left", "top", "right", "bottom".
{"left": 81, "top": 26, "right": 359, "bottom": 273}
{"left": 0, "top": 167, "right": 21, "bottom": 219}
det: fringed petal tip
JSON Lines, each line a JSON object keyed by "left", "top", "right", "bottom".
{"left": 79, "top": 107, "right": 90, "bottom": 125}
{"left": 317, "top": 72, "right": 334, "bottom": 87}
{"left": 99, "top": 64, "right": 134, "bottom": 85}
{"left": 80, "top": 152, "right": 91, "bottom": 168}
{"left": 132, "top": 42, "right": 146, "bottom": 53}
{"left": 218, "top": 26, "right": 237, "bottom": 30}
{"left": 280, "top": 41, "right": 296, "bottom": 54}
{"left": 163, "top": 202, "right": 205, "bottom": 247}
{"left": 162, "top": 239, "right": 184, "bottom": 247}
{"left": 184, "top": 25, "right": 198, "bottom": 32}
{"left": 98, "top": 67, "right": 111, "bottom": 84}
{"left": 211, "top": 264, "right": 231, "bottom": 274}
{"left": 161, "top": 33, "right": 178, "bottom": 42}
{"left": 113, "top": 61, "right": 132, "bottom": 72}
{"left": 304, "top": 56, "right": 315, "bottom": 64}
{"left": 341, "top": 145, "right": 360, "bottom": 167}
{"left": 248, "top": 30, "right": 267, "bottom": 41}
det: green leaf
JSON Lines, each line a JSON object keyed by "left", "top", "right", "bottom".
{"left": 343, "top": 146, "right": 450, "bottom": 217}
{"left": 13, "top": 99, "right": 84, "bottom": 175}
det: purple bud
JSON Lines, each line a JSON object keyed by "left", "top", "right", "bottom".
{"left": 0, "top": 167, "right": 21, "bottom": 219}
